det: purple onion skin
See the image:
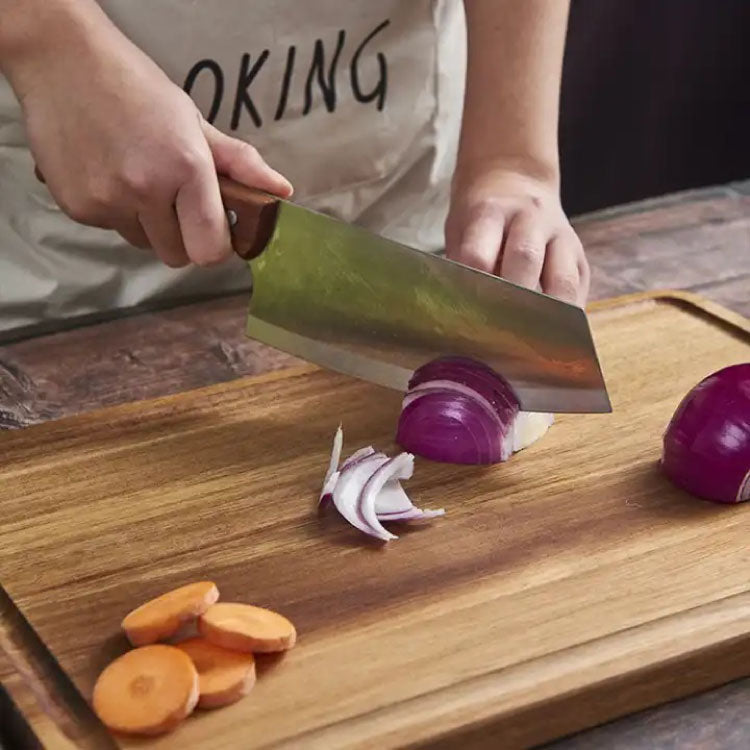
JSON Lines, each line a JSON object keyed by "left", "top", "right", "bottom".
{"left": 396, "top": 391, "right": 505, "bottom": 465}
{"left": 408, "top": 356, "right": 520, "bottom": 427}
{"left": 661, "top": 363, "right": 750, "bottom": 504}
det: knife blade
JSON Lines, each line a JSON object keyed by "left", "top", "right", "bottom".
{"left": 220, "top": 177, "right": 611, "bottom": 413}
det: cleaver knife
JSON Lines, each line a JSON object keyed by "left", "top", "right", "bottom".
{"left": 220, "top": 177, "right": 611, "bottom": 414}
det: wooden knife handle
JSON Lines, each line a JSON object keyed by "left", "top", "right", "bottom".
{"left": 218, "top": 176, "right": 281, "bottom": 260}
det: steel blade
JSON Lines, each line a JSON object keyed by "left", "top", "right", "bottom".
{"left": 245, "top": 202, "right": 611, "bottom": 413}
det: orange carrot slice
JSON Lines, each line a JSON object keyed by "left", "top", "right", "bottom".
{"left": 176, "top": 637, "right": 256, "bottom": 708}
{"left": 122, "top": 581, "right": 219, "bottom": 646}
{"left": 199, "top": 603, "right": 297, "bottom": 653}
{"left": 93, "top": 644, "right": 199, "bottom": 736}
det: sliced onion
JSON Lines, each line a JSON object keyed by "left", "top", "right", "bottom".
{"left": 320, "top": 470, "right": 339, "bottom": 503}
{"left": 319, "top": 424, "right": 344, "bottom": 504}
{"left": 661, "top": 363, "right": 750, "bottom": 504}
{"left": 340, "top": 446, "right": 377, "bottom": 471}
{"left": 377, "top": 507, "right": 445, "bottom": 522}
{"left": 332, "top": 455, "right": 392, "bottom": 540}
{"left": 358, "top": 454, "right": 415, "bottom": 541}
{"left": 374, "top": 480, "right": 416, "bottom": 515}
{"left": 396, "top": 356, "right": 552, "bottom": 465}
{"left": 320, "top": 427, "right": 444, "bottom": 541}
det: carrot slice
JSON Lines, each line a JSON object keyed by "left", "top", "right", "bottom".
{"left": 122, "top": 581, "right": 219, "bottom": 646}
{"left": 199, "top": 603, "right": 297, "bottom": 653}
{"left": 93, "top": 644, "right": 199, "bottom": 736}
{"left": 176, "top": 637, "right": 256, "bottom": 708}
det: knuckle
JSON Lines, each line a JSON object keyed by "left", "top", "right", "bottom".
{"left": 551, "top": 273, "right": 579, "bottom": 300}
{"left": 120, "top": 165, "right": 157, "bottom": 201}
{"left": 192, "top": 205, "right": 222, "bottom": 233}
{"left": 510, "top": 240, "right": 543, "bottom": 265}
{"left": 467, "top": 199, "right": 505, "bottom": 224}
{"left": 61, "top": 194, "right": 104, "bottom": 225}
{"left": 457, "top": 243, "right": 494, "bottom": 272}
{"left": 88, "top": 178, "right": 118, "bottom": 210}
{"left": 174, "top": 147, "right": 207, "bottom": 180}
{"left": 235, "top": 140, "right": 259, "bottom": 161}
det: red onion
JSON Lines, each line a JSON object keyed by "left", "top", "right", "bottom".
{"left": 396, "top": 356, "right": 553, "bottom": 465}
{"left": 661, "top": 363, "right": 750, "bottom": 504}
{"left": 319, "top": 427, "right": 444, "bottom": 541}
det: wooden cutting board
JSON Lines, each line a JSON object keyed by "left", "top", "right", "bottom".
{"left": 0, "top": 291, "right": 749, "bottom": 750}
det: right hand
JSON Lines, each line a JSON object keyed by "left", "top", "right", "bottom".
{"left": 10, "top": 5, "right": 292, "bottom": 268}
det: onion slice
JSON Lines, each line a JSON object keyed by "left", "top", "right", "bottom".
{"left": 341, "top": 446, "right": 377, "bottom": 471}
{"left": 332, "top": 455, "right": 392, "bottom": 541}
{"left": 358, "top": 454, "right": 415, "bottom": 541}
{"left": 319, "top": 424, "right": 343, "bottom": 504}
{"left": 374, "top": 480, "right": 416, "bottom": 515}
{"left": 319, "top": 427, "right": 444, "bottom": 541}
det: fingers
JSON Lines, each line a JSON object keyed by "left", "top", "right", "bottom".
{"left": 577, "top": 252, "right": 591, "bottom": 306}
{"left": 445, "top": 198, "right": 589, "bottom": 305}
{"left": 138, "top": 206, "right": 189, "bottom": 268}
{"left": 541, "top": 233, "right": 587, "bottom": 306}
{"left": 115, "top": 220, "right": 150, "bottom": 250}
{"left": 204, "top": 122, "right": 293, "bottom": 198}
{"left": 499, "top": 211, "right": 546, "bottom": 289}
{"left": 446, "top": 204, "right": 505, "bottom": 274}
{"left": 174, "top": 150, "right": 233, "bottom": 267}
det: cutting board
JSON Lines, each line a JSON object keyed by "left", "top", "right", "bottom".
{"left": 0, "top": 292, "right": 748, "bottom": 750}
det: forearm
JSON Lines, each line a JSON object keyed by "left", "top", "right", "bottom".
{"left": 457, "top": 0, "right": 571, "bottom": 185}
{"left": 0, "top": 0, "right": 115, "bottom": 96}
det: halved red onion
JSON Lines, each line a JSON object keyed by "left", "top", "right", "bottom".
{"left": 320, "top": 427, "right": 444, "bottom": 541}
{"left": 661, "top": 363, "right": 750, "bottom": 504}
{"left": 404, "top": 380, "right": 506, "bottom": 432}
{"left": 396, "top": 356, "right": 552, "bottom": 465}
{"left": 409, "top": 356, "right": 519, "bottom": 426}
{"left": 397, "top": 391, "right": 508, "bottom": 464}
{"left": 512, "top": 412, "right": 555, "bottom": 453}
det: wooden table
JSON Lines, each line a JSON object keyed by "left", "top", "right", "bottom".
{"left": 1, "top": 181, "right": 748, "bottom": 748}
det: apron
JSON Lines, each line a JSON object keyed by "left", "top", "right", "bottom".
{"left": 0, "top": 1, "right": 466, "bottom": 334}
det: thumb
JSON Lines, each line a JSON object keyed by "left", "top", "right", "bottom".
{"left": 203, "top": 121, "right": 293, "bottom": 198}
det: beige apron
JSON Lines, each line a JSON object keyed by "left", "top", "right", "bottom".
{"left": 0, "top": 1, "right": 466, "bottom": 334}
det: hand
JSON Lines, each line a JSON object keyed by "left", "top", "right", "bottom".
{"left": 445, "top": 169, "right": 589, "bottom": 306}
{"left": 11, "top": 5, "right": 291, "bottom": 268}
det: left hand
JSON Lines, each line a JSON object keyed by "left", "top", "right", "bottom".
{"left": 445, "top": 169, "right": 590, "bottom": 306}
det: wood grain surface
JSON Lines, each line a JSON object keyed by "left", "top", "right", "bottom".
{"left": 0, "top": 293, "right": 748, "bottom": 749}
{"left": 1, "top": 182, "right": 749, "bottom": 747}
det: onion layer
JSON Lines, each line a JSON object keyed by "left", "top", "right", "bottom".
{"left": 319, "top": 426, "right": 444, "bottom": 541}
{"left": 396, "top": 356, "right": 553, "bottom": 465}
{"left": 661, "top": 363, "right": 750, "bottom": 504}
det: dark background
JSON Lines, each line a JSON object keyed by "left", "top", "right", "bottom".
{"left": 559, "top": 0, "right": 750, "bottom": 215}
